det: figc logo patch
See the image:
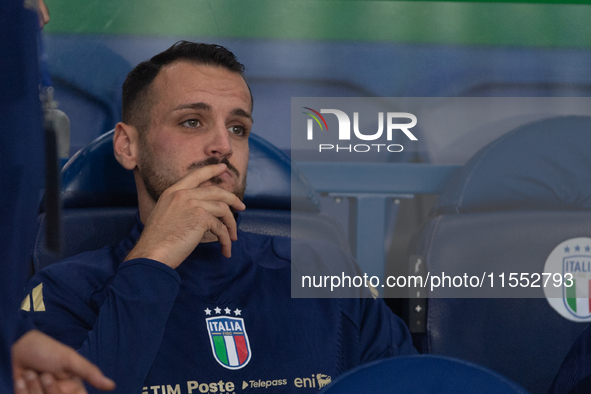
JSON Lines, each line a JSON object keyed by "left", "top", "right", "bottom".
{"left": 544, "top": 237, "right": 591, "bottom": 322}
{"left": 206, "top": 316, "right": 252, "bottom": 369}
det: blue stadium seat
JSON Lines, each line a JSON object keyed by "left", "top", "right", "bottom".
{"left": 321, "top": 355, "right": 528, "bottom": 393}
{"left": 406, "top": 116, "right": 591, "bottom": 394}
{"left": 34, "top": 131, "right": 347, "bottom": 272}
{"left": 44, "top": 39, "right": 132, "bottom": 156}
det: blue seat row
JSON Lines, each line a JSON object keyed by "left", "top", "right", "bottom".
{"left": 407, "top": 116, "right": 591, "bottom": 393}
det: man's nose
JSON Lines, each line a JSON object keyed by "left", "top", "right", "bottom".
{"left": 206, "top": 124, "right": 233, "bottom": 158}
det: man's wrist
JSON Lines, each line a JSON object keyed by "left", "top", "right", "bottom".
{"left": 125, "top": 245, "right": 181, "bottom": 270}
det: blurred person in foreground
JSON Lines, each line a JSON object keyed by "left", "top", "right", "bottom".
{"left": 3, "top": 1, "right": 114, "bottom": 393}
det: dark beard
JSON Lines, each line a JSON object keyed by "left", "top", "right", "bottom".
{"left": 140, "top": 153, "right": 246, "bottom": 202}
{"left": 187, "top": 156, "right": 246, "bottom": 200}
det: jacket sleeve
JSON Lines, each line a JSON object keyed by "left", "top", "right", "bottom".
{"left": 293, "top": 239, "right": 417, "bottom": 371}
{"left": 22, "top": 257, "right": 180, "bottom": 394}
{"left": 548, "top": 324, "right": 591, "bottom": 394}
{"left": 359, "top": 297, "right": 417, "bottom": 361}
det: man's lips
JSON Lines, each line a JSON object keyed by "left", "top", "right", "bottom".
{"left": 200, "top": 170, "right": 235, "bottom": 187}
{"left": 187, "top": 157, "right": 240, "bottom": 176}
{"left": 219, "top": 170, "right": 234, "bottom": 180}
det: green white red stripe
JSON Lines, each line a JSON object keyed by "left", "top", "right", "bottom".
{"left": 565, "top": 278, "right": 591, "bottom": 316}
{"left": 206, "top": 316, "right": 251, "bottom": 369}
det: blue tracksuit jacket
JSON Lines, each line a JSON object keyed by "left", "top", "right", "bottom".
{"left": 22, "top": 217, "right": 415, "bottom": 394}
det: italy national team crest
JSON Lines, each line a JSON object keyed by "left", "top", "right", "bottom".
{"left": 544, "top": 237, "right": 591, "bottom": 322}
{"left": 206, "top": 314, "right": 252, "bottom": 369}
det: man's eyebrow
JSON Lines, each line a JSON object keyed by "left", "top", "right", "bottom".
{"left": 231, "top": 108, "right": 252, "bottom": 121}
{"left": 172, "top": 102, "right": 212, "bottom": 112}
{"left": 171, "top": 103, "right": 251, "bottom": 121}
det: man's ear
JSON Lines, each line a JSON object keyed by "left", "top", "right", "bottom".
{"left": 113, "top": 122, "right": 139, "bottom": 170}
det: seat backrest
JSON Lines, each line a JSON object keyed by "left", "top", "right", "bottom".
{"left": 34, "top": 131, "right": 347, "bottom": 271}
{"left": 321, "top": 355, "right": 528, "bottom": 394}
{"left": 45, "top": 38, "right": 132, "bottom": 155}
{"left": 408, "top": 116, "right": 591, "bottom": 394}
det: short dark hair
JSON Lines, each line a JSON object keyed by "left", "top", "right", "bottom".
{"left": 122, "top": 41, "right": 248, "bottom": 134}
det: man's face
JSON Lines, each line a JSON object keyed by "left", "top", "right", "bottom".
{"left": 136, "top": 61, "right": 252, "bottom": 202}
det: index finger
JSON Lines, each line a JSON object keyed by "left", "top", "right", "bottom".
{"left": 62, "top": 356, "right": 115, "bottom": 391}
{"left": 167, "top": 164, "right": 228, "bottom": 193}
{"left": 50, "top": 350, "right": 115, "bottom": 391}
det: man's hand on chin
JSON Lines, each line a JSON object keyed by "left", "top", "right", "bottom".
{"left": 126, "top": 163, "right": 246, "bottom": 269}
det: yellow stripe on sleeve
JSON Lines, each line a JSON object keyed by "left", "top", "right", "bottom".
{"left": 20, "top": 294, "right": 31, "bottom": 311}
{"left": 32, "top": 283, "right": 46, "bottom": 312}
